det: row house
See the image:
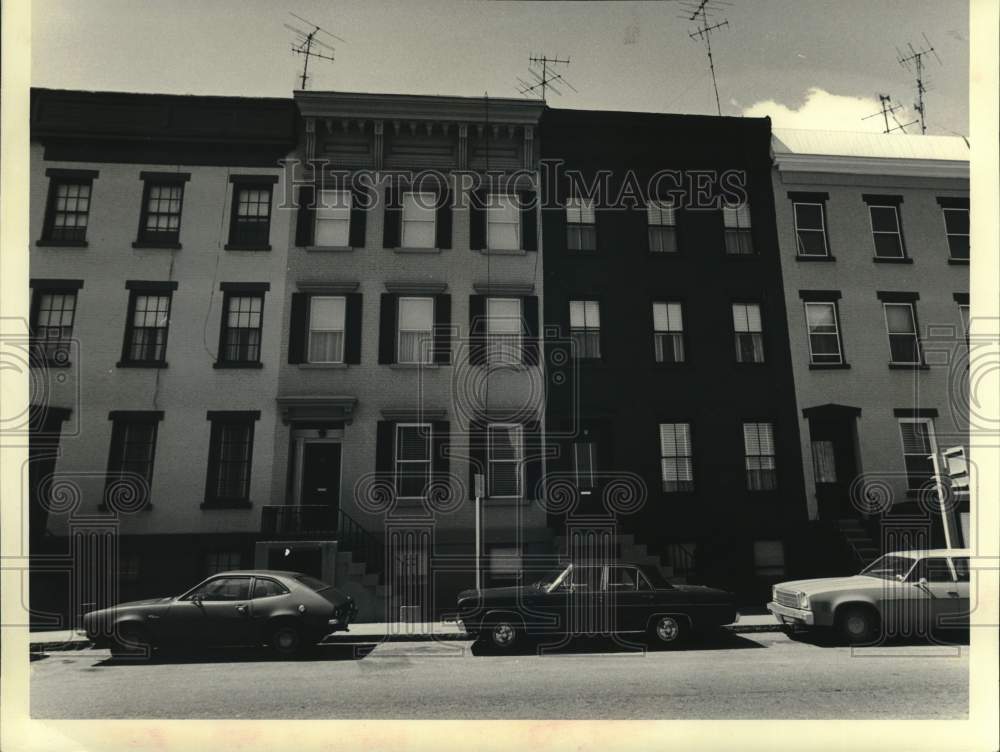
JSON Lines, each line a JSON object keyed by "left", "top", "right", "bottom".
{"left": 28, "top": 89, "right": 298, "bottom": 620}
{"left": 771, "top": 129, "right": 970, "bottom": 571}
{"left": 538, "top": 108, "right": 808, "bottom": 601}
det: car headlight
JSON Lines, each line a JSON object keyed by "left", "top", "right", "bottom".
{"left": 797, "top": 592, "right": 810, "bottom": 610}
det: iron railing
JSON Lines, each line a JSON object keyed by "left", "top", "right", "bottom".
{"left": 259, "top": 506, "right": 388, "bottom": 577}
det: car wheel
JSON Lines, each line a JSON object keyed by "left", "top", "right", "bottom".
{"left": 648, "top": 615, "right": 689, "bottom": 647}
{"left": 485, "top": 616, "right": 521, "bottom": 651}
{"left": 111, "top": 624, "right": 153, "bottom": 659}
{"left": 269, "top": 624, "right": 303, "bottom": 657}
{"left": 838, "top": 605, "right": 880, "bottom": 645}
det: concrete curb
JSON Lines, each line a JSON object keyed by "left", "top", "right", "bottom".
{"left": 30, "top": 621, "right": 784, "bottom": 651}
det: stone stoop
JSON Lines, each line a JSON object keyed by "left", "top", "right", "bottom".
{"left": 334, "top": 550, "right": 387, "bottom": 623}
{"left": 837, "top": 518, "right": 881, "bottom": 568}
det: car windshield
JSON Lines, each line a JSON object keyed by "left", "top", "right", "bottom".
{"left": 535, "top": 565, "right": 571, "bottom": 590}
{"left": 293, "top": 574, "right": 331, "bottom": 592}
{"left": 860, "top": 554, "right": 915, "bottom": 580}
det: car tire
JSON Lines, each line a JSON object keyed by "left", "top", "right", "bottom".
{"left": 483, "top": 615, "right": 522, "bottom": 651}
{"left": 269, "top": 623, "right": 304, "bottom": 657}
{"left": 648, "top": 615, "right": 689, "bottom": 648}
{"left": 837, "top": 605, "right": 880, "bottom": 645}
{"left": 110, "top": 623, "right": 154, "bottom": 659}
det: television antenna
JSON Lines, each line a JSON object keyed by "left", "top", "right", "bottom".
{"left": 286, "top": 12, "right": 345, "bottom": 90}
{"left": 862, "top": 94, "right": 917, "bottom": 134}
{"left": 682, "top": 0, "right": 731, "bottom": 116}
{"left": 896, "top": 33, "right": 941, "bottom": 135}
{"left": 517, "top": 54, "right": 576, "bottom": 102}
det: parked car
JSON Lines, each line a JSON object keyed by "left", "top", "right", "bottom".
{"left": 767, "top": 549, "right": 971, "bottom": 644}
{"left": 455, "top": 561, "right": 737, "bottom": 650}
{"left": 83, "top": 570, "right": 357, "bottom": 657}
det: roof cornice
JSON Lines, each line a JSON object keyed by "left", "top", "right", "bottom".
{"left": 775, "top": 153, "right": 969, "bottom": 180}
{"left": 295, "top": 91, "right": 544, "bottom": 126}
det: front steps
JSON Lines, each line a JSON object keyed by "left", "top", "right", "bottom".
{"left": 334, "top": 549, "right": 387, "bottom": 623}
{"left": 836, "top": 518, "right": 881, "bottom": 569}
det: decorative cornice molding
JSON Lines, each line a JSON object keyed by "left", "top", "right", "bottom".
{"left": 775, "top": 153, "right": 969, "bottom": 180}
{"left": 276, "top": 396, "right": 357, "bottom": 425}
{"left": 295, "top": 279, "right": 360, "bottom": 294}
{"left": 295, "top": 91, "right": 544, "bottom": 126}
{"left": 384, "top": 281, "right": 448, "bottom": 295}
{"left": 380, "top": 408, "right": 447, "bottom": 421}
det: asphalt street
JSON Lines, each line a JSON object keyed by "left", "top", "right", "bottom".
{"left": 30, "top": 631, "right": 968, "bottom": 720}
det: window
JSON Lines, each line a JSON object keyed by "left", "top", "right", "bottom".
{"left": 883, "top": 302, "right": 921, "bottom": 364}
{"left": 572, "top": 441, "right": 595, "bottom": 490}
{"left": 252, "top": 577, "right": 289, "bottom": 598}
{"left": 397, "top": 297, "right": 434, "bottom": 364}
{"left": 753, "top": 541, "right": 786, "bottom": 577}
{"left": 744, "top": 422, "right": 777, "bottom": 491}
{"left": 653, "top": 302, "right": 684, "bottom": 363}
{"left": 227, "top": 180, "right": 273, "bottom": 248}
{"left": 659, "top": 423, "right": 694, "bottom": 492}
{"left": 608, "top": 566, "right": 640, "bottom": 591}
{"left": 942, "top": 207, "right": 969, "bottom": 261}
{"left": 486, "top": 297, "right": 522, "bottom": 365}
{"left": 952, "top": 557, "right": 970, "bottom": 582}
{"left": 810, "top": 441, "right": 837, "bottom": 483}
{"left": 315, "top": 189, "right": 351, "bottom": 247}
{"left": 868, "top": 204, "right": 905, "bottom": 259}
{"left": 958, "top": 304, "right": 970, "bottom": 339}
{"left": 308, "top": 296, "right": 346, "bottom": 364}
{"left": 733, "top": 303, "right": 764, "bottom": 363}
{"left": 566, "top": 196, "right": 596, "bottom": 252}
{"left": 205, "top": 551, "right": 243, "bottom": 576}
{"left": 137, "top": 177, "right": 186, "bottom": 245}
{"left": 793, "top": 202, "right": 828, "bottom": 257}
{"left": 206, "top": 413, "right": 257, "bottom": 504}
{"left": 647, "top": 200, "right": 677, "bottom": 253}
{"left": 32, "top": 290, "right": 77, "bottom": 363}
{"left": 401, "top": 191, "right": 436, "bottom": 249}
{"left": 220, "top": 293, "right": 264, "bottom": 365}
{"left": 910, "top": 557, "right": 956, "bottom": 583}
{"left": 569, "top": 300, "right": 601, "bottom": 359}
{"left": 488, "top": 424, "right": 523, "bottom": 498}
{"left": 395, "top": 423, "right": 432, "bottom": 499}
{"left": 804, "top": 302, "right": 843, "bottom": 365}
{"left": 898, "top": 418, "right": 937, "bottom": 493}
{"left": 566, "top": 565, "right": 603, "bottom": 591}
{"left": 188, "top": 576, "right": 251, "bottom": 602}
{"left": 42, "top": 177, "right": 93, "bottom": 242}
{"left": 486, "top": 194, "right": 520, "bottom": 251}
{"left": 723, "top": 203, "right": 753, "bottom": 254}
{"left": 122, "top": 290, "right": 172, "bottom": 365}
{"left": 106, "top": 412, "right": 161, "bottom": 506}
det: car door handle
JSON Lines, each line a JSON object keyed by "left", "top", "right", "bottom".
{"left": 146, "top": 614, "right": 160, "bottom": 620}
{"left": 236, "top": 604, "right": 248, "bottom": 614}
{"left": 947, "top": 591, "right": 960, "bottom": 597}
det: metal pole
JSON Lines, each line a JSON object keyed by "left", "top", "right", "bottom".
{"left": 475, "top": 472, "right": 484, "bottom": 590}
{"left": 929, "top": 451, "right": 953, "bottom": 549}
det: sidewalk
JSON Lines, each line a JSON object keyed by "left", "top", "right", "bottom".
{"left": 28, "top": 612, "right": 782, "bottom": 652}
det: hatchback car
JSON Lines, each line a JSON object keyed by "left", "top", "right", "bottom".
{"left": 83, "top": 570, "right": 357, "bottom": 657}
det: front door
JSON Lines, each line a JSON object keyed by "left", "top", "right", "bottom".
{"left": 299, "top": 441, "right": 341, "bottom": 529}
{"left": 808, "top": 416, "right": 859, "bottom": 519}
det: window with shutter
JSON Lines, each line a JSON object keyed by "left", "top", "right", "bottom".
{"left": 401, "top": 192, "right": 436, "bottom": 249}
{"left": 395, "top": 423, "right": 432, "bottom": 499}
{"left": 308, "top": 296, "right": 346, "bottom": 363}
{"left": 659, "top": 423, "right": 694, "bottom": 492}
{"left": 397, "top": 297, "right": 435, "bottom": 364}
{"left": 486, "top": 195, "right": 521, "bottom": 251}
{"left": 488, "top": 424, "right": 523, "bottom": 498}
{"left": 315, "top": 189, "right": 351, "bottom": 247}
{"left": 486, "top": 297, "right": 522, "bottom": 366}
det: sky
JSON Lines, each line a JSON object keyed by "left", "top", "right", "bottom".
{"left": 31, "top": 0, "right": 970, "bottom": 136}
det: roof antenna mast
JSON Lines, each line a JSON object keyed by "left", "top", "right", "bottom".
{"left": 517, "top": 54, "right": 577, "bottom": 102}
{"left": 862, "top": 94, "right": 917, "bottom": 134}
{"left": 896, "top": 34, "right": 942, "bottom": 135}
{"left": 682, "top": 0, "right": 730, "bottom": 116}
{"left": 285, "top": 12, "right": 345, "bottom": 90}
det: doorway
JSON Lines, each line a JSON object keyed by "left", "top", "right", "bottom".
{"left": 803, "top": 404, "right": 861, "bottom": 520}
{"left": 292, "top": 429, "right": 343, "bottom": 532}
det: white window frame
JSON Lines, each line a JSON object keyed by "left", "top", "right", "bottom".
{"left": 898, "top": 417, "right": 939, "bottom": 493}
{"left": 868, "top": 204, "right": 905, "bottom": 259}
{"left": 487, "top": 423, "right": 523, "bottom": 499}
{"left": 652, "top": 301, "right": 685, "bottom": 363}
{"left": 803, "top": 301, "right": 844, "bottom": 365}
{"left": 882, "top": 302, "right": 922, "bottom": 365}
{"left": 486, "top": 297, "right": 522, "bottom": 365}
{"left": 401, "top": 191, "right": 437, "bottom": 249}
{"left": 307, "top": 295, "right": 346, "bottom": 364}
{"left": 941, "top": 207, "right": 969, "bottom": 260}
{"left": 569, "top": 300, "right": 601, "bottom": 359}
{"left": 659, "top": 422, "right": 694, "bottom": 493}
{"left": 314, "top": 188, "right": 351, "bottom": 247}
{"left": 486, "top": 194, "right": 521, "bottom": 251}
{"left": 395, "top": 422, "right": 432, "bottom": 500}
{"left": 793, "top": 201, "right": 829, "bottom": 257}
{"left": 396, "top": 296, "right": 435, "bottom": 365}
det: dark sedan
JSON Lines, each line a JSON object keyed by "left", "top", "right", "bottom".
{"left": 83, "top": 570, "right": 357, "bottom": 657}
{"left": 456, "top": 561, "right": 736, "bottom": 650}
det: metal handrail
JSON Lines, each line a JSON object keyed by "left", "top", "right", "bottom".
{"left": 665, "top": 543, "right": 696, "bottom": 576}
{"left": 337, "top": 508, "right": 387, "bottom": 576}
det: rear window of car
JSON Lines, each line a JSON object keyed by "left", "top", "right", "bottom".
{"left": 952, "top": 557, "right": 970, "bottom": 582}
{"left": 293, "top": 574, "right": 331, "bottom": 592}
{"left": 638, "top": 564, "right": 671, "bottom": 589}
{"left": 252, "top": 578, "right": 289, "bottom": 598}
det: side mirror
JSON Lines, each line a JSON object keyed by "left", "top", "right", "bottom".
{"left": 918, "top": 577, "right": 928, "bottom": 586}
{"left": 895, "top": 574, "right": 904, "bottom": 582}
{"left": 191, "top": 594, "right": 203, "bottom": 606}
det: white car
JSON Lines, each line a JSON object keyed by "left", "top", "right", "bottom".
{"left": 767, "top": 549, "right": 970, "bottom": 644}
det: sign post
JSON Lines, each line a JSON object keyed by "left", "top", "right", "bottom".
{"left": 474, "top": 472, "right": 485, "bottom": 591}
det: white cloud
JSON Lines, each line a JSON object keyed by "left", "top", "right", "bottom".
{"left": 742, "top": 87, "right": 918, "bottom": 133}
